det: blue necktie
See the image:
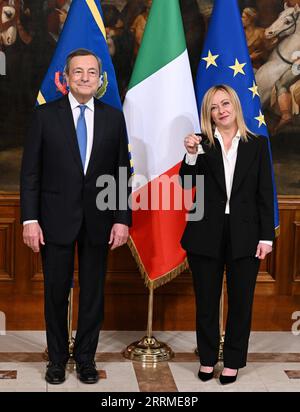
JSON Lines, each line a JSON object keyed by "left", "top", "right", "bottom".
{"left": 76, "top": 105, "right": 87, "bottom": 168}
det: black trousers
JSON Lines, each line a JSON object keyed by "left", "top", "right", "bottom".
{"left": 187, "top": 215, "right": 260, "bottom": 369}
{"left": 41, "top": 221, "right": 108, "bottom": 364}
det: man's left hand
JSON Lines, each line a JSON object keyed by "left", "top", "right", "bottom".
{"left": 109, "top": 224, "right": 129, "bottom": 250}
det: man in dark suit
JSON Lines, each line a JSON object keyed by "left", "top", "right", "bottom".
{"left": 20, "top": 48, "right": 131, "bottom": 384}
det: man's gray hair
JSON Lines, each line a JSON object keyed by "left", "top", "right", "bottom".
{"left": 64, "top": 48, "right": 102, "bottom": 75}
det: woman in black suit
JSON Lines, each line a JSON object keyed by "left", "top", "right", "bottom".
{"left": 179, "top": 84, "right": 275, "bottom": 384}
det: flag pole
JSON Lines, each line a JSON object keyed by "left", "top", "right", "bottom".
{"left": 123, "top": 283, "right": 174, "bottom": 362}
{"left": 146, "top": 283, "right": 154, "bottom": 338}
{"left": 43, "top": 287, "right": 75, "bottom": 361}
{"left": 67, "top": 287, "right": 75, "bottom": 357}
{"left": 218, "top": 279, "right": 225, "bottom": 361}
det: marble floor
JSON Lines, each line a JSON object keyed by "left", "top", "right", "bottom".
{"left": 0, "top": 331, "right": 300, "bottom": 392}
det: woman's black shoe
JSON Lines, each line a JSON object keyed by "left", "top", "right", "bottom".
{"left": 198, "top": 369, "right": 214, "bottom": 382}
{"left": 219, "top": 370, "right": 238, "bottom": 385}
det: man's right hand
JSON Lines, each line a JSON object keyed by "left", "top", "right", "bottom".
{"left": 184, "top": 134, "right": 202, "bottom": 154}
{"left": 23, "top": 222, "right": 45, "bottom": 253}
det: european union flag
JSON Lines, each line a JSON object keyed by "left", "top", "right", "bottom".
{"left": 196, "top": 0, "right": 279, "bottom": 233}
{"left": 37, "top": 0, "right": 121, "bottom": 110}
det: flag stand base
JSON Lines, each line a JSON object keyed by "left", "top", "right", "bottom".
{"left": 123, "top": 287, "right": 173, "bottom": 362}
{"left": 123, "top": 335, "right": 174, "bottom": 363}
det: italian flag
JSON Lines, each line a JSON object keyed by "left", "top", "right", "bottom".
{"left": 123, "top": 0, "right": 200, "bottom": 288}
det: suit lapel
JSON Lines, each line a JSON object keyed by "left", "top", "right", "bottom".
{"left": 231, "top": 137, "right": 258, "bottom": 195}
{"left": 57, "top": 96, "right": 83, "bottom": 174}
{"left": 85, "top": 99, "right": 107, "bottom": 177}
{"left": 204, "top": 139, "right": 227, "bottom": 195}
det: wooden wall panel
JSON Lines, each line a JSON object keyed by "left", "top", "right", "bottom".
{"left": 0, "top": 194, "right": 299, "bottom": 331}
{"left": 0, "top": 218, "right": 15, "bottom": 281}
{"left": 292, "top": 219, "right": 300, "bottom": 282}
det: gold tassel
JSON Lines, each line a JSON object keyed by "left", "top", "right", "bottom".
{"left": 127, "top": 236, "right": 188, "bottom": 290}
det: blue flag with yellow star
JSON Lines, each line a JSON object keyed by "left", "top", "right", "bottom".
{"left": 196, "top": 0, "right": 279, "bottom": 233}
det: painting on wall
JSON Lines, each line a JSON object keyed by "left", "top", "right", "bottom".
{"left": 0, "top": 0, "right": 299, "bottom": 195}
{"left": 239, "top": 0, "right": 300, "bottom": 195}
{"left": 0, "top": 0, "right": 64, "bottom": 191}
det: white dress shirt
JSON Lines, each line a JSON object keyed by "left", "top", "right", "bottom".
{"left": 214, "top": 128, "right": 240, "bottom": 215}
{"left": 23, "top": 93, "right": 95, "bottom": 226}
{"left": 185, "top": 129, "right": 272, "bottom": 246}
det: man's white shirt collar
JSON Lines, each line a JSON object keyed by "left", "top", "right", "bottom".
{"left": 68, "top": 92, "right": 94, "bottom": 112}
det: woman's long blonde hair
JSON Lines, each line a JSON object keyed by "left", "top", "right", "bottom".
{"left": 200, "top": 84, "right": 253, "bottom": 145}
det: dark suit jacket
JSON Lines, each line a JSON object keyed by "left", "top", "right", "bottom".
{"left": 20, "top": 95, "right": 132, "bottom": 246}
{"left": 179, "top": 134, "right": 275, "bottom": 260}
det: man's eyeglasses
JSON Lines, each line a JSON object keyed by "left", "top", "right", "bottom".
{"left": 72, "top": 69, "right": 99, "bottom": 78}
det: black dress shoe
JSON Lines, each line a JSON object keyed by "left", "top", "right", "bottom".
{"left": 45, "top": 362, "right": 66, "bottom": 384}
{"left": 198, "top": 368, "right": 214, "bottom": 382}
{"left": 76, "top": 361, "right": 99, "bottom": 384}
{"left": 219, "top": 370, "right": 238, "bottom": 385}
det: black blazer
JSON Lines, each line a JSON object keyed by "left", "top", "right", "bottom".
{"left": 179, "top": 135, "right": 275, "bottom": 260}
{"left": 20, "top": 95, "right": 132, "bottom": 245}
